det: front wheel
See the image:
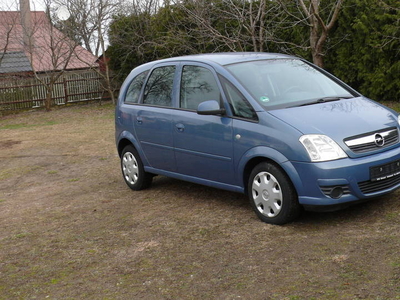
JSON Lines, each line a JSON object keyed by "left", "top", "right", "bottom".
{"left": 248, "top": 162, "right": 301, "bottom": 225}
{"left": 121, "top": 145, "right": 152, "bottom": 191}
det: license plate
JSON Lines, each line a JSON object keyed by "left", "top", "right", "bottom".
{"left": 370, "top": 160, "right": 400, "bottom": 181}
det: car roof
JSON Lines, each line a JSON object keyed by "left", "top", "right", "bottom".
{"left": 148, "top": 52, "right": 295, "bottom": 67}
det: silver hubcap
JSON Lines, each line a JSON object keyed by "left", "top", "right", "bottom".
{"left": 122, "top": 152, "right": 139, "bottom": 185}
{"left": 252, "top": 171, "right": 283, "bottom": 218}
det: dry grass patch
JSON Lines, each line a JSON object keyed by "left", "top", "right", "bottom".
{"left": 0, "top": 103, "right": 400, "bottom": 299}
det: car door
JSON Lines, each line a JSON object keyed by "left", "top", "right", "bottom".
{"left": 173, "top": 63, "right": 234, "bottom": 184}
{"left": 133, "top": 64, "right": 177, "bottom": 171}
{"left": 219, "top": 76, "right": 260, "bottom": 185}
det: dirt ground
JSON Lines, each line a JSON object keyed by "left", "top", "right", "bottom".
{"left": 1, "top": 103, "right": 400, "bottom": 299}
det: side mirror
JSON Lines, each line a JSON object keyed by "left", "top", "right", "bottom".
{"left": 197, "top": 100, "right": 226, "bottom": 116}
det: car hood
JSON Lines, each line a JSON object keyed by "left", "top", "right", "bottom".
{"left": 269, "top": 97, "right": 399, "bottom": 150}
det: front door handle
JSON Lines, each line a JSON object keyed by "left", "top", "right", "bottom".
{"left": 137, "top": 117, "right": 143, "bottom": 124}
{"left": 175, "top": 123, "right": 185, "bottom": 132}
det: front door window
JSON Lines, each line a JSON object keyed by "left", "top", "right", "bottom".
{"left": 180, "top": 65, "right": 221, "bottom": 110}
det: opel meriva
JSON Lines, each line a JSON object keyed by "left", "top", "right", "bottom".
{"left": 115, "top": 53, "right": 400, "bottom": 224}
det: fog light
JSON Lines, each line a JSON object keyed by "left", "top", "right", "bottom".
{"left": 330, "top": 186, "right": 344, "bottom": 199}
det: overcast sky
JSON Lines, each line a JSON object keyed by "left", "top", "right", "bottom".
{"left": 0, "top": 0, "right": 46, "bottom": 11}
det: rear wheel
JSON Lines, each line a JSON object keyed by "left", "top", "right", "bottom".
{"left": 121, "top": 145, "right": 152, "bottom": 190}
{"left": 248, "top": 162, "right": 300, "bottom": 225}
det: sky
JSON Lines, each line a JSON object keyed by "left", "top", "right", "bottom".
{"left": 30, "top": 0, "right": 47, "bottom": 11}
{"left": 0, "top": 0, "right": 46, "bottom": 11}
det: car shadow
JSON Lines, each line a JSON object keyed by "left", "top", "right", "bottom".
{"left": 149, "top": 175, "right": 397, "bottom": 226}
{"left": 150, "top": 175, "right": 249, "bottom": 207}
{"left": 293, "top": 193, "right": 395, "bottom": 227}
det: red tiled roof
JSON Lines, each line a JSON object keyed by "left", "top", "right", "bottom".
{"left": 0, "top": 11, "right": 98, "bottom": 73}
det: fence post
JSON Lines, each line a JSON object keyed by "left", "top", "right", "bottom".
{"left": 63, "top": 77, "right": 69, "bottom": 104}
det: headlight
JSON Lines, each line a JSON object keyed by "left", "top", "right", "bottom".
{"left": 398, "top": 115, "right": 400, "bottom": 126}
{"left": 299, "top": 135, "right": 347, "bottom": 162}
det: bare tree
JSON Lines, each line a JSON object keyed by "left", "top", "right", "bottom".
{"left": 173, "top": 0, "right": 343, "bottom": 67}
{"left": 51, "top": 0, "right": 125, "bottom": 57}
{"left": 16, "top": 0, "right": 97, "bottom": 111}
{"left": 174, "top": 0, "right": 240, "bottom": 52}
{"left": 116, "top": 0, "right": 163, "bottom": 56}
{"left": 278, "top": 0, "right": 343, "bottom": 67}
{"left": 93, "top": 0, "right": 122, "bottom": 104}
{"left": 55, "top": 0, "right": 97, "bottom": 54}
{"left": 173, "top": 0, "right": 284, "bottom": 53}
{"left": 48, "top": 0, "right": 127, "bottom": 103}
{"left": 27, "top": 12, "right": 78, "bottom": 110}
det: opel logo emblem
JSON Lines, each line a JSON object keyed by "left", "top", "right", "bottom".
{"left": 375, "top": 133, "right": 385, "bottom": 147}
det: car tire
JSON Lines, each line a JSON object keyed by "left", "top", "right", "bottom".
{"left": 121, "top": 145, "right": 152, "bottom": 191}
{"left": 248, "top": 162, "right": 300, "bottom": 225}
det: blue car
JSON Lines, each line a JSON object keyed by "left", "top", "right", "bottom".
{"left": 115, "top": 53, "right": 400, "bottom": 224}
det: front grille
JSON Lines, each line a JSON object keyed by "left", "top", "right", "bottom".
{"left": 358, "top": 176, "right": 400, "bottom": 194}
{"left": 344, "top": 128, "right": 398, "bottom": 154}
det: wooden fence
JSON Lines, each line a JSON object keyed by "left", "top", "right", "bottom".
{"left": 0, "top": 70, "right": 111, "bottom": 111}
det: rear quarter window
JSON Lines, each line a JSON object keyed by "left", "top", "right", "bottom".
{"left": 124, "top": 70, "right": 149, "bottom": 104}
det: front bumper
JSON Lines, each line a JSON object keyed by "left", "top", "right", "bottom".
{"left": 286, "top": 146, "right": 400, "bottom": 207}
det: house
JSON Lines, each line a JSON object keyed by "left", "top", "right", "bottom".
{"left": 0, "top": 3, "right": 103, "bottom": 111}
{"left": 0, "top": 10, "right": 98, "bottom": 76}
{"left": 96, "top": 54, "right": 111, "bottom": 73}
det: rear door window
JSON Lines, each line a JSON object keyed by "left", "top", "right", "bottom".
{"left": 143, "top": 66, "right": 175, "bottom": 107}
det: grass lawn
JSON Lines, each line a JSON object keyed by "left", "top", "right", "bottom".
{"left": 1, "top": 103, "right": 400, "bottom": 299}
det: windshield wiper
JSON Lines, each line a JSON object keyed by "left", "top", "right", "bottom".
{"left": 299, "top": 96, "right": 352, "bottom": 107}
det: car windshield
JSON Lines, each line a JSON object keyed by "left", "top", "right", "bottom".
{"left": 225, "top": 59, "right": 355, "bottom": 110}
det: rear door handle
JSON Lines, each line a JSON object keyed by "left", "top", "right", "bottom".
{"left": 175, "top": 123, "right": 185, "bottom": 132}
